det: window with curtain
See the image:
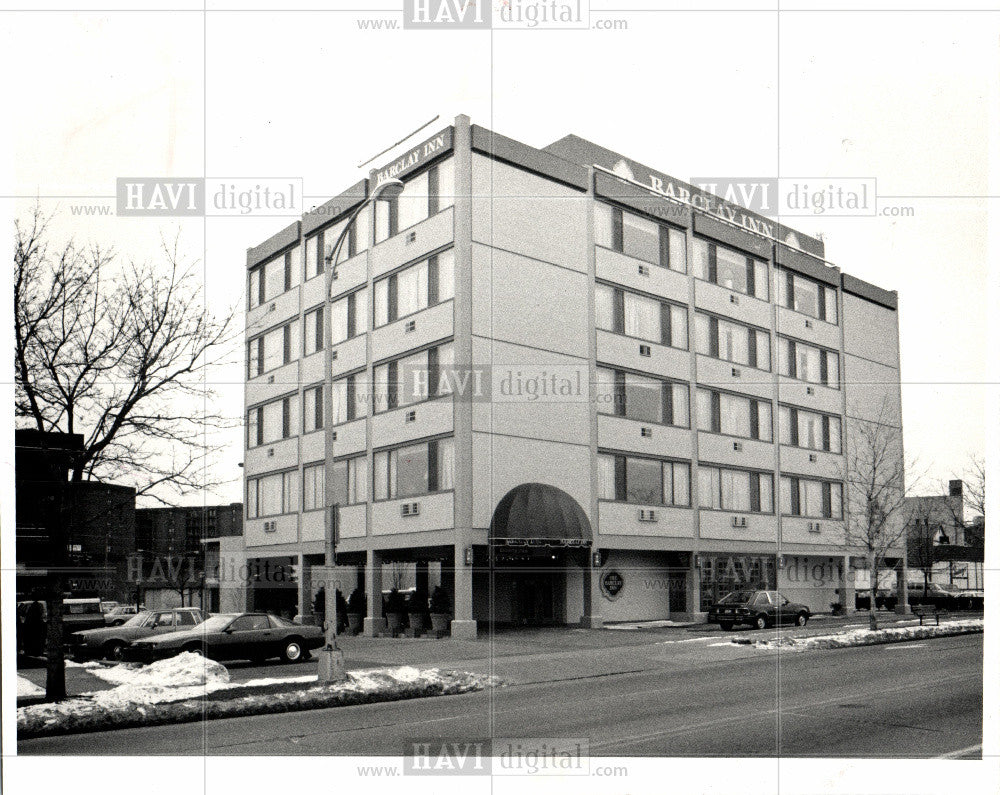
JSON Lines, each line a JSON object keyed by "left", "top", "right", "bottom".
{"left": 594, "top": 202, "right": 687, "bottom": 273}
{"left": 374, "top": 250, "right": 454, "bottom": 328}
{"left": 693, "top": 239, "right": 768, "bottom": 300}
{"left": 303, "top": 385, "right": 323, "bottom": 434}
{"left": 780, "top": 476, "right": 843, "bottom": 518}
{"left": 373, "top": 438, "right": 454, "bottom": 500}
{"left": 304, "top": 307, "right": 324, "bottom": 355}
{"left": 303, "top": 463, "right": 325, "bottom": 511}
{"left": 248, "top": 470, "right": 299, "bottom": 518}
{"left": 375, "top": 159, "right": 454, "bottom": 242}
{"left": 778, "top": 338, "right": 839, "bottom": 388}
{"left": 598, "top": 453, "right": 690, "bottom": 507}
{"left": 699, "top": 467, "right": 773, "bottom": 513}
{"left": 330, "top": 288, "right": 367, "bottom": 345}
{"left": 248, "top": 396, "right": 297, "bottom": 447}
{"left": 695, "top": 313, "right": 770, "bottom": 370}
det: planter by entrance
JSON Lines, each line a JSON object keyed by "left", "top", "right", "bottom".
{"left": 429, "top": 612, "right": 451, "bottom": 637}
{"left": 385, "top": 612, "right": 406, "bottom": 637}
{"left": 408, "top": 612, "right": 426, "bottom": 637}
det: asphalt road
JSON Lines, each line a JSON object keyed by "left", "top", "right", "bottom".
{"left": 18, "top": 633, "right": 982, "bottom": 758}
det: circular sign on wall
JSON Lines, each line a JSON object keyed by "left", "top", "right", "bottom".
{"left": 601, "top": 570, "right": 624, "bottom": 600}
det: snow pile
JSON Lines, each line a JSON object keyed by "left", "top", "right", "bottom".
{"left": 606, "top": 620, "right": 696, "bottom": 630}
{"left": 18, "top": 664, "right": 495, "bottom": 739}
{"left": 89, "top": 653, "right": 230, "bottom": 708}
{"left": 754, "top": 618, "right": 983, "bottom": 652}
{"left": 17, "top": 676, "right": 44, "bottom": 698}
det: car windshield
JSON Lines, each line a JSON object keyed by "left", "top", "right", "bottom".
{"left": 718, "top": 591, "right": 756, "bottom": 605}
{"left": 935, "top": 583, "right": 962, "bottom": 592}
{"left": 124, "top": 612, "right": 153, "bottom": 627}
{"left": 268, "top": 614, "right": 294, "bottom": 627}
{"left": 200, "top": 614, "right": 239, "bottom": 631}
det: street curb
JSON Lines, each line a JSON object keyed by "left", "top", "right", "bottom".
{"left": 18, "top": 669, "right": 496, "bottom": 740}
{"left": 751, "top": 620, "right": 984, "bottom": 653}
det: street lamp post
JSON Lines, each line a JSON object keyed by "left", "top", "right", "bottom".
{"left": 317, "top": 177, "right": 405, "bottom": 682}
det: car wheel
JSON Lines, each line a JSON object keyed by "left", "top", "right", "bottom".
{"left": 755, "top": 614, "right": 769, "bottom": 630}
{"left": 103, "top": 640, "right": 127, "bottom": 661}
{"left": 719, "top": 622, "right": 734, "bottom": 632}
{"left": 282, "top": 639, "right": 304, "bottom": 663}
{"left": 795, "top": 612, "right": 808, "bottom": 627}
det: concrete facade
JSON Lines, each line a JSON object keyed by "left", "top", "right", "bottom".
{"left": 241, "top": 115, "right": 906, "bottom": 632}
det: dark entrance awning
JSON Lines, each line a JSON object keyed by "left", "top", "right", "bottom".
{"left": 489, "top": 483, "right": 592, "bottom": 547}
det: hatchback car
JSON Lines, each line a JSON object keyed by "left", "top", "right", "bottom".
{"left": 708, "top": 590, "right": 811, "bottom": 631}
{"left": 126, "top": 612, "right": 324, "bottom": 664}
{"left": 70, "top": 607, "right": 206, "bottom": 660}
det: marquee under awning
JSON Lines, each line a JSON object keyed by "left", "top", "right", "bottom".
{"left": 488, "top": 483, "right": 592, "bottom": 548}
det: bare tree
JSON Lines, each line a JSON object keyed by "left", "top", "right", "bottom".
{"left": 15, "top": 206, "right": 239, "bottom": 500}
{"left": 906, "top": 497, "right": 942, "bottom": 600}
{"left": 14, "top": 205, "right": 238, "bottom": 700}
{"left": 841, "top": 401, "right": 913, "bottom": 631}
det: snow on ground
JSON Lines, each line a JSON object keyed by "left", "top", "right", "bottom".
{"left": 17, "top": 676, "right": 45, "bottom": 698}
{"left": 19, "top": 663, "right": 491, "bottom": 738}
{"left": 753, "top": 619, "right": 983, "bottom": 652}
{"left": 605, "top": 620, "right": 696, "bottom": 630}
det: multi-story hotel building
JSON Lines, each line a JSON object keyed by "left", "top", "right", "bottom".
{"left": 240, "top": 114, "right": 906, "bottom": 637}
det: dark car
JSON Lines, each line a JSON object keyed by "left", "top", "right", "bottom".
{"left": 907, "top": 582, "right": 978, "bottom": 610}
{"left": 708, "top": 590, "right": 811, "bottom": 631}
{"left": 126, "top": 612, "right": 324, "bottom": 664}
{"left": 854, "top": 588, "right": 898, "bottom": 611}
{"left": 70, "top": 608, "right": 206, "bottom": 660}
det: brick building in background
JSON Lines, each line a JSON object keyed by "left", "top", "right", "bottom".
{"left": 15, "top": 428, "right": 136, "bottom": 601}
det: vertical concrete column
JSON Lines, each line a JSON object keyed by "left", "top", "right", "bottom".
{"left": 449, "top": 113, "right": 478, "bottom": 641}
{"left": 687, "top": 556, "right": 702, "bottom": 617}
{"left": 297, "top": 553, "right": 313, "bottom": 624}
{"left": 364, "top": 548, "right": 386, "bottom": 636}
{"left": 451, "top": 544, "right": 477, "bottom": 639}
{"left": 580, "top": 555, "right": 603, "bottom": 628}
{"left": 894, "top": 559, "right": 909, "bottom": 614}
{"left": 839, "top": 555, "right": 855, "bottom": 613}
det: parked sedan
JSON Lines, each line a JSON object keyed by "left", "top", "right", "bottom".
{"left": 104, "top": 604, "right": 144, "bottom": 626}
{"left": 708, "top": 590, "right": 811, "bottom": 631}
{"left": 70, "top": 608, "right": 205, "bottom": 660}
{"left": 126, "top": 612, "right": 325, "bottom": 664}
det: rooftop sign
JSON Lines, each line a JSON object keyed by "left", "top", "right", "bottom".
{"left": 373, "top": 127, "right": 453, "bottom": 186}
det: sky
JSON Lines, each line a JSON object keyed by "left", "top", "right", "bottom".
{"left": 2, "top": 1, "right": 995, "bottom": 508}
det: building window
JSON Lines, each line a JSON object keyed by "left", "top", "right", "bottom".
{"left": 780, "top": 476, "right": 843, "bottom": 519}
{"left": 247, "top": 470, "right": 299, "bottom": 518}
{"left": 247, "top": 395, "right": 298, "bottom": 448}
{"left": 305, "top": 208, "right": 371, "bottom": 281}
{"left": 373, "top": 342, "right": 454, "bottom": 414}
{"left": 248, "top": 246, "right": 301, "bottom": 309}
{"left": 303, "top": 385, "right": 323, "bottom": 434}
{"left": 304, "top": 306, "right": 324, "bottom": 355}
{"left": 696, "top": 389, "right": 772, "bottom": 442}
{"left": 694, "top": 313, "right": 771, "bottom": 371}
{"left": 375, "top": 158, "right": 455, "bottom": 242}
{"left": 597, "top": 453, "right": 690, "bottom": 507}
{"left": 594, "top": 284, "right": 688, "bottom": 349}
{"left": 330, "top": 288, "right": 368, "bottom": 345}
{"left": 698, "top": 466, "right": 773, "bottom": 513}
{"left": 304, "top": 456, "right": 367, "bottom": 511}
{"left": 247, "top": 319, "right": 299, "bottom": 378}
{"left": 595, "top": 367, "right": 689, "bottom": 427}
{"left": 374, "top": 249, "right": 455, "bottom": 327}
{"left": 692, "top": 239, "right": 768, "bottom": 300}
{"left": 594, "top": 202, "right": 687, "bottom": 273}
{"left": 778, "top": 406, "right": 842, "bottom": 453}
{"left": 777, "top": 337, "right": 839, "bottom": 388}
{"left": 331, "top": 372, "right": 368, "bottom": 425}
{"left": 775, "top": 269, "right": 838, "bottom": 324}
{"left": 374, "top": 437, "right": 455, "bottom": 500}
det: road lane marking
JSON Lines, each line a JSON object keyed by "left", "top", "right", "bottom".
{"left": 937, "top": 744, "right": 982, "bottom": 759}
